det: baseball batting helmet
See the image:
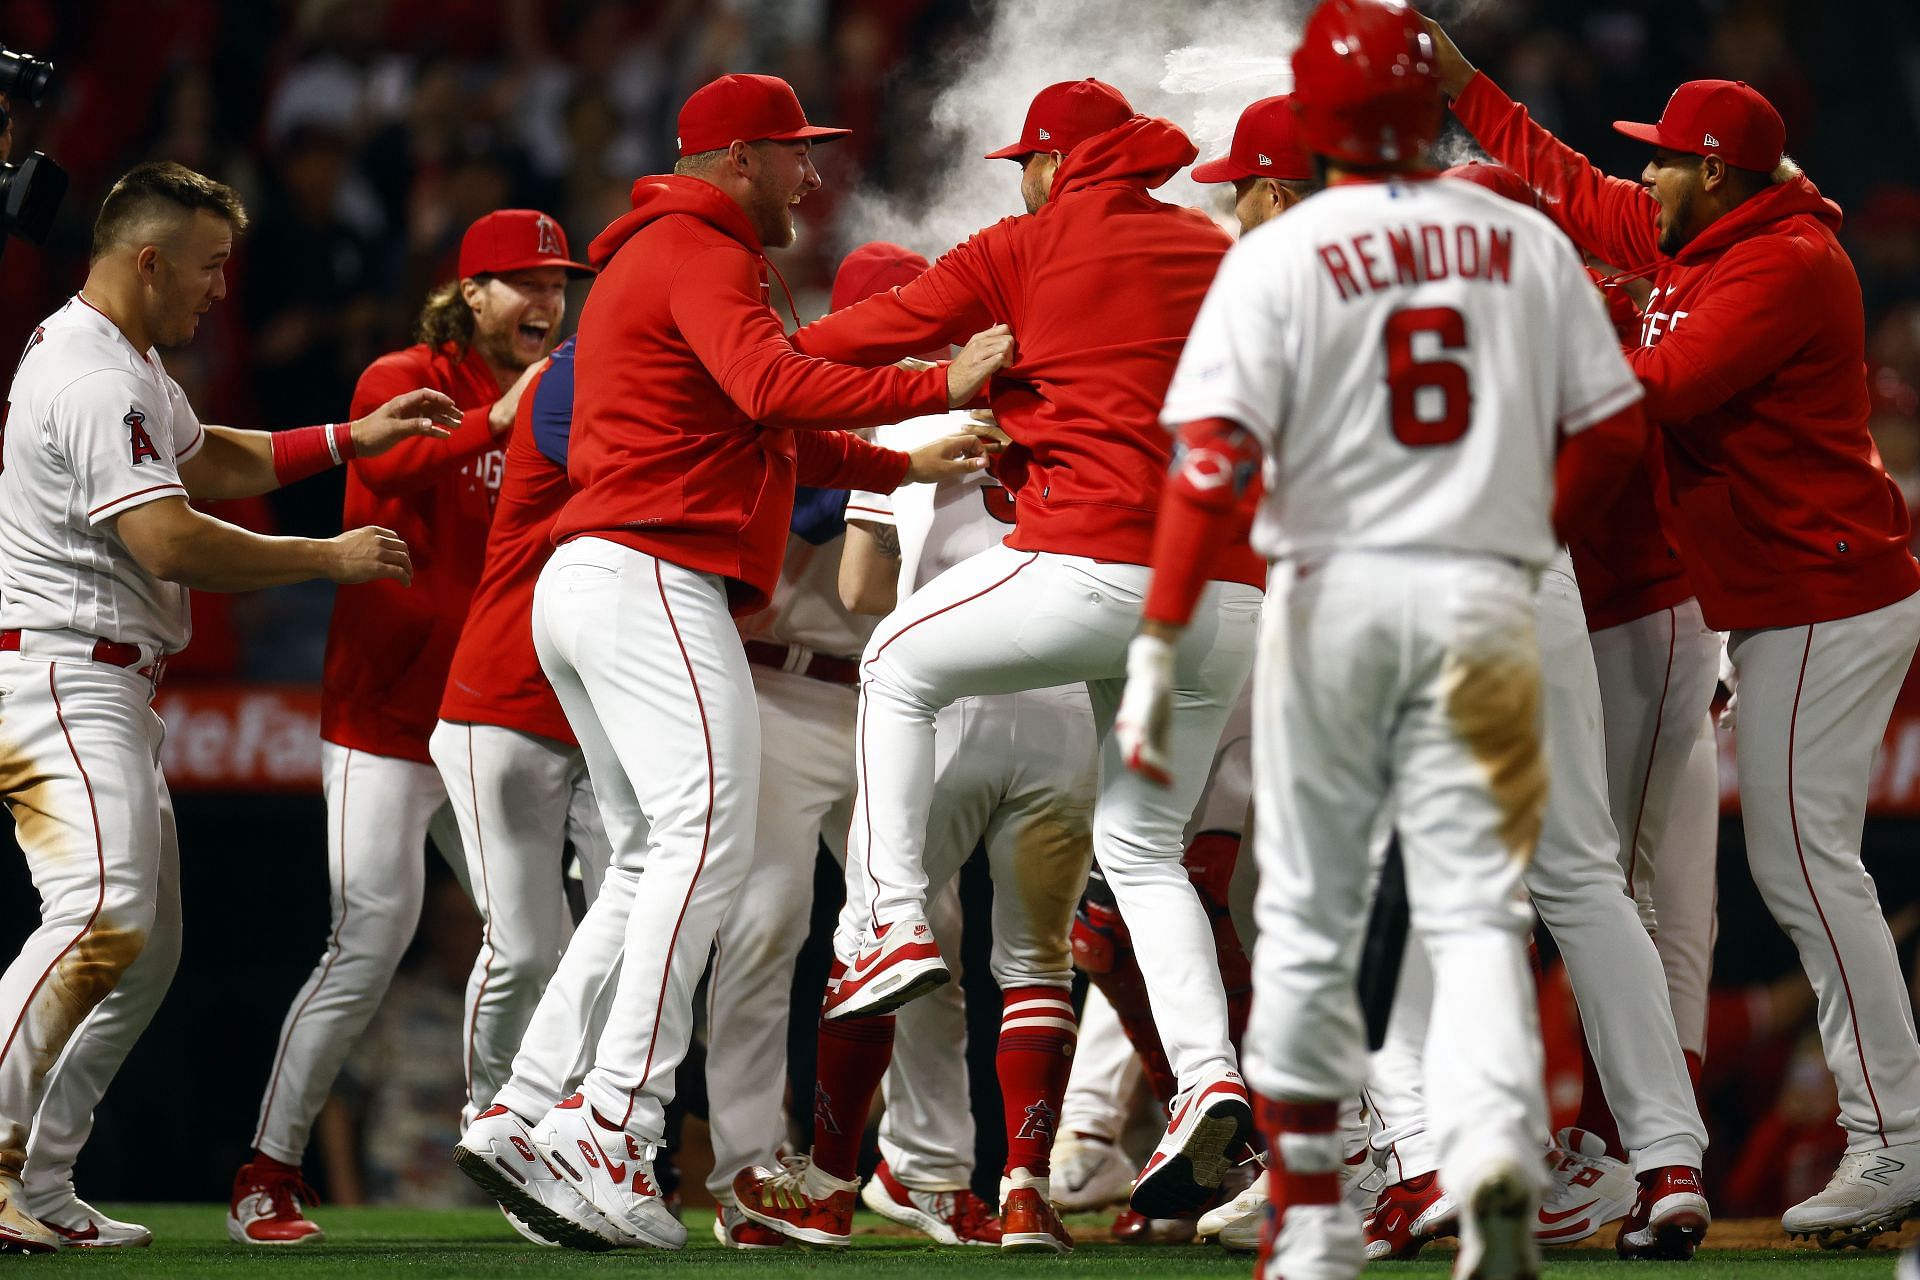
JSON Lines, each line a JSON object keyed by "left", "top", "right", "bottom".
{"left": 1290, "top": 0, "right": 1443, "bottom": 168}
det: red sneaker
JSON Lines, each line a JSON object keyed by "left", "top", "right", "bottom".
{"left": 1363, "top": 1171, "right": 1457, "bottom": 1260}
{"left": 226, "top": 1157, "right": 325, "bottom": 1245}
{"left": 859, "top": 1160, "right": 1001, "bottom": 1245}
{"left": 822, "top": 917, "right": 949, "bottom": 1021}
{"left": 732, "top": 1155, "right": 857, "bottom": 1246}
{"left": 1615, "top": 1166, "right": 1710, "bottom": 1260}
{"left": 713, "top": 1205, "right": 787, "bottom": 1250}
{"left": 1001, "top": 1177, "right": 1074, "bottom": 1254}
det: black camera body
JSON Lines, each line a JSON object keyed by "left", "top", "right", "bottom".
{"left": 0, "top": 41, "right": 66, "bottom": 256}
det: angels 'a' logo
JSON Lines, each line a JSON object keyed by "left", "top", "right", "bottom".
{"left": 536, "top": 216, "right": 563, "bottom": 257}
{"left": 125, "top": 408, "right": 161, "bottom": 465}
{"left": 813, "top": 1082, "right": 843, "bottom": 1136}
{"left": 1014, "top": 1099, "right": 1057, "bottom": 1141}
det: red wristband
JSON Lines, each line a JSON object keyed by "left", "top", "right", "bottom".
{"left": 271, "top": 422, "right": 357, "bottom": 486}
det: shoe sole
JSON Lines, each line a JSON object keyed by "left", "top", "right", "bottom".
{"left": 223, "top": 1219, "right": 326, "bottom": 1246}
{"left": 453, "top": 1142, "right": 616, "bottom": 1253}
{"left": 823, "top": 959, "right": 950, "bottom": 1021}
{"left": 1787, "top": 1204, "right": 1916, "bottom": 1251}
{"left": 1003, "top": 1232, "right": 1072, "bottom": 1254}
{"left": 731, "top": 1199, "right": 850, "bottom": 1248}
{"left": 1128, "top": 1097, "right": 1252, "bottom": 1220}
{"left": 1463, "top": 1168, "right": 1540, "bottom": 1280}
{"left": 712, "top": 1216, "right": 785, "bottom": 1251}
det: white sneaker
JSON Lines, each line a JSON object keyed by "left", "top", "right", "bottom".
{"left": 1534, "top": 1128, "right": 1635, "bottom": 1245}
{"left": 532, "top": 1094, "right": 687, "bottom": 1250}
{"left": 455, "top": 1102, "right": 623, "bottom": 1252}
{"left": 1130, "top": 1066, "right": 1253, "bottom": 1219}
{"left": 1259, "top": 1202, "right": 1364, "bottom": 1280}
{"left": 0, "top": 1172, "right": 58, "bottom": 1255}
{"left": 822, "top": 915, "right": 950, "bottom": 1021}
{"left": 1050, "top": 1134, "right": 1134, "bottom": 1211}
{"left": 1197, "top": 1161, "right": 1267, "bottom": 1253}
{"left": 26, "top": 1193, "right": 150, "bottom": 1248}
{"left": 1454, "top": 1160, "right": 1541, "bottom": 1280}
{"left": 1782, "top": 1141, "right": 1920, "bottom": 1247}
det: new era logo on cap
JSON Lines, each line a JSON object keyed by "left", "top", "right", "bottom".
{"left": 1703, "top": 132, "right": 1721, "bottom": 148}
{"left": 1257, "top": 153, "right": 1273, "bottom": 167}
{"left": 1038, "top": 128, "right": 1051, "bottom": 140}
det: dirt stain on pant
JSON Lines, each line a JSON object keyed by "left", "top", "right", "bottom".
{"left": 1013, "top": 809, "right": 1094, "bottom": 979}
{"left": 1442, "top": 651, "right": 1546, "bottom": 862}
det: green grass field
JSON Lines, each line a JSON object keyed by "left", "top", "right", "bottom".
{"left": 19, "top": 1208, "right": 1912, "bottom": 1278}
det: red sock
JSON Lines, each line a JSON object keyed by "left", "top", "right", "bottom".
{"left": 811, "top": 997, "right": 896, "bottom": 1182}
{"left": 1255, "top": 1094, "right": 1340, "bottom": 1209}
{"left": 997, "top": 986, "right": 1076, "bottom": 1176}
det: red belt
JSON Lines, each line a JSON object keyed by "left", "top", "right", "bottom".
{"left": 743, "top": 640, "right": 860, "bottom": 687}
{"left": 1, "top": 630, "right": 165, "bottom": 683}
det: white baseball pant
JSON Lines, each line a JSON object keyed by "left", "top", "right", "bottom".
{"left": 1727, "top": 587, "right": 1920, "bottom": 1151}
{"left": 1244, "top": 551, "right": 1547, "bottom": 1199}
{"left": 1058, "top": 985, "right": 1143, "bottom": 1146}
{"left": 1652, "top": 718, "right": 1720, "bottom": 1059}
{"left": 252, "top": 744, "right": 465, "bottom": 1164}
{"left": 430, "top": 720, "right": 611, "bottom": 1126}
{"left": 0, "top": 648, "right": 173, "bottom": 1183}
{"left": 706, "top": 665, "right": 973, "bottom": 1198}
{"left": 533, "top": 537, "right": 759, "bottom": 1143}
{"left": 853, "top": 543, "right": 1258, "bottom": 1089}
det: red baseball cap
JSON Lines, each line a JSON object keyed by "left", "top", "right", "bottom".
{"left": 1613, "top": 80, "right": 1785, "bottom": 174}
{"left": 984, "top": 78, "right": 1135, "bottom": 161}
{"left": 676, "top": 73, "right": 851, "bottom": 156}
{"left": 1192, "top": 96, "right": 1313, "bottom": 184}
{"left": 831, "top": 242, "right": 931, "bottom": 313}
{"left": 1442, "top": 161, "right": 1537, "bottom": 208}
{"left": 458, "top": 209, "right": 594, "bottom": 279}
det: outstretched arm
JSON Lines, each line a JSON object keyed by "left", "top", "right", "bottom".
{"left": 178, "top": 388, "right": 464, "bottom": 500}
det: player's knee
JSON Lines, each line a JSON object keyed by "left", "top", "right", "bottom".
{"left": 57, "top": 915, "right": 151, "bottom": 1012}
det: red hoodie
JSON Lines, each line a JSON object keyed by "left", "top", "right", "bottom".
{"left": 1454, "top": 72, "right": 1918, "bottom": 631}
{"left": 554, "top": 175, "right": 941, "bottom": 614}
{"left": 793, "top": 117, "right": 1263, "bottom": 588}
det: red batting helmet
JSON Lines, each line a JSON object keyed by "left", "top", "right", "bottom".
{"left": 1290, "top": 0, "right": 1443, "bottom": 168}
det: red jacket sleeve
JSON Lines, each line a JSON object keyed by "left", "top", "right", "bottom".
{"left": 1452, "top": 72, "right": 1662, "bottom": 273}
{"left": 794, "top": 430, "right": 912, "bottom": 493}
{"left": 793, "top": 229, "right": 1003, "bottom": 365}
{"left": 348, "top": 354, "right": 501, "bottom": 498}
{"left": 670, "top": 246, "right": 948, "bottom": 428}
{"left": 1554, "top": 401, "right": 1648, "bottom": 546}
{"left": 1624, "top": 239, "right": 1821, "bottom": 424}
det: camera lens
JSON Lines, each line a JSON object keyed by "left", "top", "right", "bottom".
{"left": 0, "top": 46, "right": 55, "bottom": 107}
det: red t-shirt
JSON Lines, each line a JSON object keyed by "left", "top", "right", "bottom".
{"left": 321, "top": 342, "right": 504, "bottom": 762}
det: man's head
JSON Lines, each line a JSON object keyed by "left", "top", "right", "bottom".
{"left": 1193, "top": 96, "right": 1316, "bottom": 234}
{"left": 418, "top": 210, "right": 593, "bottom": 372}
{"left": 673, "top": 74, "right": 849, "bottom": 248}
{"left": 1290, "top": 0, "right": 1443, "bottom": 176}
{"left": 89, "top": 161, "right": 248, "bottom": 348}
{"left": 1613, "top": 80, "right": 1788, "bottom": 254}
{"left": 832, "top": 241, "right": 943, "bottom": 361}
{"left": 986, "top": 79, "right": 1134, "bottom": 213}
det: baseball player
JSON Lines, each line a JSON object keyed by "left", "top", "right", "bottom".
{"left": 0, "top": 161, "right": 457, "bottom": 1253}
{"left": 704, "top": 245, "right": 994, "bottom": 1250}
{"left": 232, "top": 208, "right": 590, "bottom": 1245}
{"left": 776, "top": 76, "right": 1266, "bottom": 1222}
{"left": 1117, "top": 1, "right": 1662, "bottom": 1274}
{"left": 472, "top": 74, "right": 1008, "bottom": 1252}
{"left": 1426, "top": 15, "right": 1920, "bottom": 1244}
{"left": 735, "top": 358, "right": 1100, "bottom": 1253}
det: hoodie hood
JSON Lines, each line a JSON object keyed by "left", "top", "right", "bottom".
{"left": 587, "top": 173, "right": 764, "bottom": 267}
{"left": 1050, "top": 115, "right": 1200, "bottom": 200}
{"left": 1676, "top": 172, "right": 1842, "bottom": 262}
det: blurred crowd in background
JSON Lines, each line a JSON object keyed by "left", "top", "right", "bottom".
{"left": 3, "top": 0, "right": 1920, "bottom": 1217}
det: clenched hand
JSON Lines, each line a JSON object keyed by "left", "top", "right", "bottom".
{"left": 327, "top": 525, "right": 413, "bottom": 585}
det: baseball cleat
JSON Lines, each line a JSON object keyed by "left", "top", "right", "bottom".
{"left": 1782, "top": 1142, "right": 1920, "bottom": 1248}
{"left": 227, "top": 1157, "right": 326, "bottom": 1245}
{"left": 1364, "top": 1170, "right": 1458, "bottom": 1260}
{"left": 1256, "top": 1201, "right": 1364, "bottom": 1280}
{"left": 822, "top": 917, "right": 949, "bottom": 1021}
{"left": 1613, "top": 1165, "right": 1710, "bottom": 1260}
{"left": 860, "top": 1159, "right": 1001, "bottom": 1245}
{"left": 1129, "top": 1066, "right": 1253, "bottom": 1219}
{"left": 1535, "top": 1127, "right": 1635, "bottom": 1245}
{"left": 1199, "top": 1160, "right": 1267, "bottom": 1253}
{"left": 531, "top": 1094, "right": 685, "bottom": 1250}
{"left": 713, "top": 1204, "right": 787, "bottom": 1250}
{"left": 1454, "top": 1160, "right": 1541, "bottom": 1280}
{"left": 455, "top": 1102, "right": 621, "bottom": 1251}
{"left": 732, "top": 1154, "right": 858, "bottom": 1246}
{"left": 1050, "top": 1133, "right": 1134, "bottom": 1211}
{"left": 0, "top": 1172, "right": 58, "bottom": 1255}
{"left": 1000, "top": 1170, "right": 1073, "bottom": 1254}
{"left": 1110, "top": 1207, "right": 1198, "bottom": 1244}
{"left": 29, "top": 1194, "right": 151, "bottom": 1248}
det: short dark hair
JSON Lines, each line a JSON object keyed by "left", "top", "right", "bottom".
{"left": 91, "top": 161, "right": 248, "bottom": 262}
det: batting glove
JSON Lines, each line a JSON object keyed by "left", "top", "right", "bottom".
{"left": 1115, "top": 633, "right": 1176, "bottom": 786}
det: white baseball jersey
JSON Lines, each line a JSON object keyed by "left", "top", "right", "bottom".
{"left": 850, "top": 409, "right": 1013, "bottom": 594}
{"left": 1162, "top": 177, "right": 1641, "bottom": 569}
{"left": 1, "top": 297, "right": 207, "bottom": 653}
{"left": 736, "top": 531, "right": 875, "bottom": 659}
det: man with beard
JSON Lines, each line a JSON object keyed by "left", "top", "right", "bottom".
{"left": 231, "top": 210, "right": 592, "bottom": 1245}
